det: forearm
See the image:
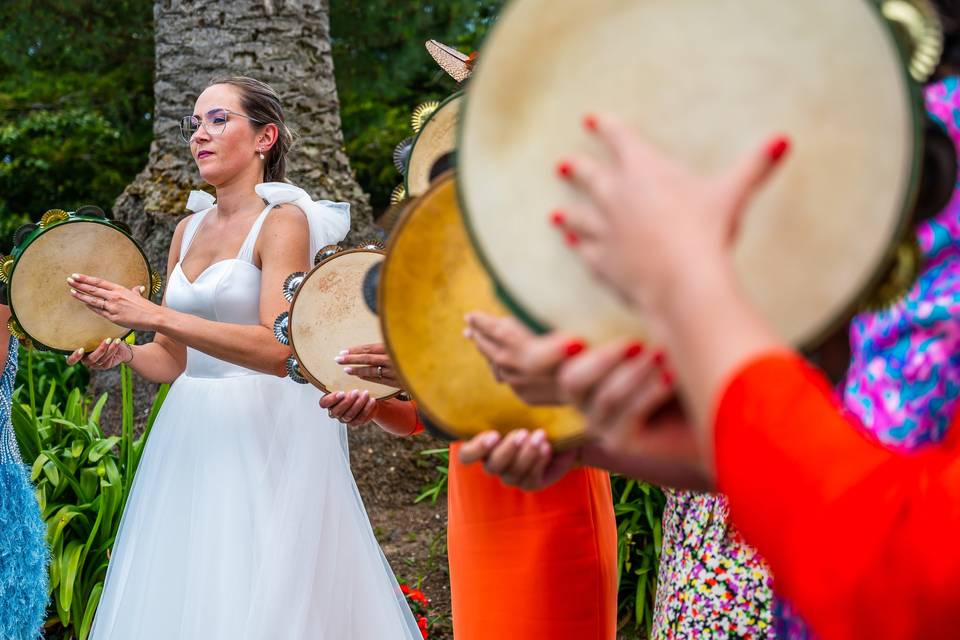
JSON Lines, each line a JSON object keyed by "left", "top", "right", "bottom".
{"left": 371, "top": 399, "right": 423, "bottom": 437}
{"left": 127, "top": 341, "right": 184, "bottom": 384}
{"left": 637, "top": 258, "right": 785, "bottom": 461}
{"left": 580, "top": 436, "right": 713, "bottom": 491}
{"left": 155, "top": 307, "right": 289, "bottom": 377}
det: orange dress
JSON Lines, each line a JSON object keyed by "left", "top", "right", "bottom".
{"left": 445, "top": 443, "right": 618, "bottom": 640}
{"left": 715, "top": 353, "right": 960, "bottom": 639}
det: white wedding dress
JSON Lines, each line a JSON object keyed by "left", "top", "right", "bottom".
{"left": 90, "top": 184, "right": 421, "bottom": 639}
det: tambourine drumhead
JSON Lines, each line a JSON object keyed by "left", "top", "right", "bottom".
{"left": 380, "top": 173, "right": 584, "bottom": 446}
{"left": 459, "top": 0, "right": 920, "bottom": 348}
{"left": 9, "top": 220, "right": 150, "bottom": 352}
{"left": 406, "top": 93, "right": 462, "bottom": 198}
{"left": 289, "top": 249, "right": 399, "bottom": 398}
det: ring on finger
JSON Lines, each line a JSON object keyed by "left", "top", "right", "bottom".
{"left": 377, "top": 365, "right": 383, "bottom": 380}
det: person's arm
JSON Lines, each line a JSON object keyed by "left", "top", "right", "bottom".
{"left": 66, "top": 217, "right": 190, "bottom": 383}
{"left": 68, "top": 205, "right": 310, "bottom": 379}
{"left": 320, "top": 391, "right": 423, "bottom": 437}
{"left": 714, "top": 352, "right": 960, "bottom": 639}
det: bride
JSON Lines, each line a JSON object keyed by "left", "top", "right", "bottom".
{"left": 68, "top": 76, "right": 421, "bottom": 639}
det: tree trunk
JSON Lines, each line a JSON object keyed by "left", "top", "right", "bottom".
{"left": 95, "top": 0, "right": 378, "bottom": 430}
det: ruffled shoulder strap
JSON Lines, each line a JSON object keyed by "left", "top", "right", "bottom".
{"left": 255, "top": 182, "right": 351, "bottom": 260}
{"left": 180, "top": 190, "right": 217, "bottom": 258}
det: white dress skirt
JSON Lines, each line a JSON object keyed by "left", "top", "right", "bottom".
{"left": 91, "top": 187, "right": 421, "bottom": 639}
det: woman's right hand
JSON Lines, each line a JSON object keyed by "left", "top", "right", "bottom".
{"left": 65, "top": 337, "right": 132, "bottom": 369}
{"left": 464, "top": 312, "right": 584, "bottom": 405}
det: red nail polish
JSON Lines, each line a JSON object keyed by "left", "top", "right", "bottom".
{"left": 767, "top": 136, "right": 790, "bottom": 162}
{"left": 564, "top": 340, "right": 586, "bottom": 358}
{"left": 556, "top": 160, "right": 574, "bottom": 179}
{"left": 550, "top": 210, "right": 566, "bottom": 227}
{"left": 623, "top": 342, "right": 644, "bottom": 360}
{"left": 564, "top": 231, "right": 579, "bottom": 246}
{"left": 583, "top": 114, "right": 598, "bottom": 132}
{"left": 661, "top": 369, "right": 674, "bottom": 386}
{"left": 653, "top": 351, "right": 665, "bottom": 367}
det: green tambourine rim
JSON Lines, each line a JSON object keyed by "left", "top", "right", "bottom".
{"left": 7, "top": 215, "right": 154, "bottom": 354}
{"left": 455, "top": 0, "right": 925, "bottom": 349}
{"left": 403, "top": 91, "right": 464, "bottom": 198}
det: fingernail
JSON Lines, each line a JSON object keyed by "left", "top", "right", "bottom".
{"left": 564, "top": 230, "right": 579, "bottom": 246}
{"left": 67, "top": 277, "right": 75, "bottom": 284}
{"left": 335, "top": 356, "right": 346, "bottom": 363}
{"left": 70, "top": 288, "right": 77, "bottom": 295}
{"left": 78, "top": 348, "right": 85, "bottom": 356}
{"left": 767, "top": 136, "right": 790, "bottom": 162}
{"left": 564, "top": 339, "right": 586, "bottom": 358}
{"left": 653, "top": 351, "right": 666, "bottom": 367}
{"left": 583, "top": 114, "right": 598, "bottom": 131}
{"left": 71, "top": 273, "right": 79, "bottom": 279}
{"left": 530, "top": 429, "right": 546, "bottom": 445}
{"left": 344, "top": 367, "right": 353, "bottom": 374}
{"left": 623, "top": 341, "right": 644, "bottom": 360}
{"left": 549, "top": 210, "right": 566, "bottom": 227}
{"left": 336, "top": 392, "right": 345, "bottom": 400}
{"left": 338, "top": 349, "right": 349, "bottom": 355}
{"left": 463, "top": 328, "right": 473, "bottom": 339}
{"left": 662, "top": 369, "right": 674, "bottom": 386}
{"left": 556, "top": 160, "right": 574, "bottom": 179}
{"left": 483, "top": 431, "right": 501, "bottom": 447}
{"left": 514, "top": 429, "right": 529, "bottom": 443}
{"left": 139, "top": 285, "right": 146, "bottom": 293}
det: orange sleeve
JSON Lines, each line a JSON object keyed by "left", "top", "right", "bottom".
{"left": 714, "top": 352, "right": 960, "bottom": 640}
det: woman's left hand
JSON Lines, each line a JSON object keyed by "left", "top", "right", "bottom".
{"left": 320, "top": 390, "right": 378, "bottom": 427}
{"left": 458, "top": 429, "right": 580, "bottom": 491}
{"left": 336, "top": 343, "right": 402, "bottom": 388}
{"left": 68, "top": 273, "right": 161, "bottom": 332}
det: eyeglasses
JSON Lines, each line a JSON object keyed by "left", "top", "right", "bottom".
{"left": 179, "top": 108, "right": 265, "bottom": 143}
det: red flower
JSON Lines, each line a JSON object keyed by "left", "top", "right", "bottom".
{"left": 410, "top": 589, "right": 429, "bottom": 606}
{"left": 417, "top": 615, "right": 429, "bottom": 639}
{"left": 400, "top": 584, "right": 411, "bottom": 595}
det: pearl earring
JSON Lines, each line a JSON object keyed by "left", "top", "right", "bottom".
{"left": 257, "top": 148, "right": 265, "bottom": 160}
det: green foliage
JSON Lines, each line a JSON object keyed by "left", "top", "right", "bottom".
{"left": 13, "top": 352, "right": 168, "bottom": 640}
{"left": 330, "top": 0, "right": 505, "bottom": 211}
{"left": 612, "top": 476, "right": 666, "bottom": 637}
{"left": 15, "top": 347, "right": 90, "bottom": 411}
{"left": 414, "top": 447, "right": 449, "bottom": 504}
{"left": 0, "top": 0, "right": 154, "bottom": 252}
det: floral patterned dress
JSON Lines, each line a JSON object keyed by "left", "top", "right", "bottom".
{"left": 653, "top": 77, "right": 960, "bottom": 639}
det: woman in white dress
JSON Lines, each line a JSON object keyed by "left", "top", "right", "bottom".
{"left": 66, "top": 76, "right": 421, "bottom": 639}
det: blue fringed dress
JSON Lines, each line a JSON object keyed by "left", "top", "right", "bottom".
{"left": 0, "top": 338, "right": 49, "bottom": 639}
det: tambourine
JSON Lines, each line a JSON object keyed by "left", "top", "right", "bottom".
{"left": 1, "top": 207, "right": 161, "bottom": 353}
{"left": 405, "top": 93, "right": 463, "bottom": 199}
{"left": 458, "top": 0, "right": 951, "bottom": 349}
{"left": 275, "top": 245, "right": 401, "bottom": 398}
{"left": 378, "top": 172, "right": 583, "bottom": 447}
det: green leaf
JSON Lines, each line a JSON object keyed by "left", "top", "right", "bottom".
{"left": 79, "top": 582, "right": 104, "bottom": 640}
{"left": 88, "top": 436, "right": 121, "bottom": 463}
{"left": 59, "top": 540, "right": 85, "bottom": 619}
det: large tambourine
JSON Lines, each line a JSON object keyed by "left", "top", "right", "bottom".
{"left": 1, "top": 207, "right": 160, "bottom": 353}
{"left": 379, "top": 172, "right": 584, "bottom": 447}
{"left": 458, "top": 0, "right": 946, "bottom": 349}
{"left": 275, "top": 245, "right": 401, "bottom": 399}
